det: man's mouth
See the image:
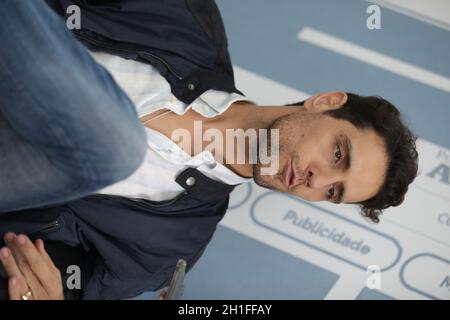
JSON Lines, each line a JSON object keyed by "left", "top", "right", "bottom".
{"left": 283, "top": 158, "right": 305, "bottom": 190}
{"left": 283, "top": 160, "right": 291, "bottom": 189}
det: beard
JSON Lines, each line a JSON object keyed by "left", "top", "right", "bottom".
{"left": 251, "top": 105, "right": 317, "bottom": 192}
{"left": 252, "top": 119, "right": 285, "bottom": 190}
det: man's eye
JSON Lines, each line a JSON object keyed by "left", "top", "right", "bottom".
{"left": 326, "top": 184, "right": 335, "bottom": 199}
{"left": 334, "top": 144, "right": 342, "bottom": 162}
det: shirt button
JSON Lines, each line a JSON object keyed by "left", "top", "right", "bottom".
{"left": 185, "top": 176, "right": 196, "bottom": 186}
{"left": 187, "top": 83, "right": 196, "bottom": 91}
{"left": 206, "top": 162, "right": 217, "bottom": 169}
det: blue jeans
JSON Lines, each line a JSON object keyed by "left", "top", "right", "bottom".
{"left": 0, "top": 0, "right": 147, "bottom": 212}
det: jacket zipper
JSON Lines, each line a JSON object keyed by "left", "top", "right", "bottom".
{"left": 29, "top": 219, "right": 61, "bottom": 236}
{"left": 88, "top": 191, "right": 188, "bottom": 208}
{"left": 129, "top": 191, "right": 188, "bottom": 208}
{"left": 75, "top": 31, "right": 184, "bottom": 80}
{"left": 138, "top": 51, "right": 184, "bottom": 81}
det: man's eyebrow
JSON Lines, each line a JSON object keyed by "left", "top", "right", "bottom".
{"left": 342, "top": 135, "right": 352, "bottom": 171}
{"left": 336, "top": 135, "right": 352, "bottom": 204}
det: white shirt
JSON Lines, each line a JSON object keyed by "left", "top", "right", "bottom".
{"left": 91, "top": 52, "right": 253, "bottom": 201}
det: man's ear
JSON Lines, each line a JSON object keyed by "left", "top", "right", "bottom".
{"left": 303, "top": 92, "right": 348, "bottom": 112}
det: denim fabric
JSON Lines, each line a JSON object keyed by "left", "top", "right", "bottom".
{"left": 0, "top": 0, "right": 147, "bottom": 212}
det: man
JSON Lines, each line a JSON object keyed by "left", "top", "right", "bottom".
{"left": 0, "top": 0, "right": 418, "bottom": 299}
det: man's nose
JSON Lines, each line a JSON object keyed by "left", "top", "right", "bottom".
{"left": 306, "top": 166, "right": 343, "bottom": 189}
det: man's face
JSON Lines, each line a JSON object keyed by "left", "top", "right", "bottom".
{"left": 253, "top": 95, "right": 388, "bottom": 204}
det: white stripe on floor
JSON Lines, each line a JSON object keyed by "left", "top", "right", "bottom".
{"left": 297, "top": 27, "right": 450, "bottom": 93}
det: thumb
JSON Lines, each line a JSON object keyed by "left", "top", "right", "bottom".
{"left": 158, "top": 290, "right": 167, "bottom": 300}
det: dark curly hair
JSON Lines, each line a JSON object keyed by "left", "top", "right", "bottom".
{"left": 287, "top": 93, "right": 418, "bottom": 223}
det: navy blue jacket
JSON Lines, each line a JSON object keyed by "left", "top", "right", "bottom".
{"left": 0, "top": 0, "right": 242, "bottom": 299}
{"left": 47, "top": 0, "right": 243, "bottom": 104}
{"left": 0, "top": 168, "right": 237, "bottom": 299}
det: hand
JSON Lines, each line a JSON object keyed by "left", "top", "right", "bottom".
{"left": 0, "top": 233, "right": 64, "bottom": 300}
{"left": 158, "top": 290, "right": 167, "bottom": 300}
